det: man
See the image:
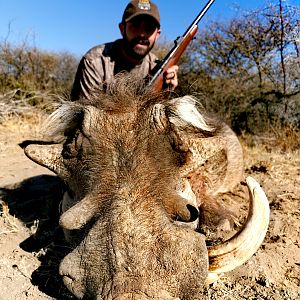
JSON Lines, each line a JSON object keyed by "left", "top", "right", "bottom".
{"left": 70, "top": 0, "right": 178, "bottom": 101}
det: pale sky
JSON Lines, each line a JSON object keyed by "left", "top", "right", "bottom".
{"left": 0, "top": 0, "right": 298, "bottom": 57}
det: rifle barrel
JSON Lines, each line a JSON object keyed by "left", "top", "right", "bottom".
{"left": 181, "top": 0, "right": 215, "bottom": 38}
{"left": 148, "top": 0, "right": 215, "bottom": 88}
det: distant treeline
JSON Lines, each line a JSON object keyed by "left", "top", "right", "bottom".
{"left": 0, "top": 0, "right": 299, "bottom": 137}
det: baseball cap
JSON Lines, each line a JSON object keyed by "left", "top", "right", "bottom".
{"left": 122, "top": 0, "right": 160, "bottom": 27}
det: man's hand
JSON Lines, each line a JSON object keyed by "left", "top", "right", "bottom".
{"left": 163, "top": 65, "right": 179, "bottom": 90}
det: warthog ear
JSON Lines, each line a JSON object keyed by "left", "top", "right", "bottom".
{"left": 21, "top": 103, "right": 100, "bottom": 176}
{"left": 151, "top": 95, "right": 218, "bottom": 136}
{"left": 20, "top": 103, "right": 85, "bottom": 176}
{"left": 150, "top": 103, "right": 169, "bottom": 133}
{"left": 41, "top": 102, "right": 85, "bottom": 139}
{"left": 163, "top": 95, "right": 218, "bottom": 154}
{"left": 165, "top": 96, "right": 218, "bottom": 133}
{"left": 165, "top": 95, "right": 244, "bottom": 195}
{"left": 44, "top": 102, "right": 100, "bottom": 140}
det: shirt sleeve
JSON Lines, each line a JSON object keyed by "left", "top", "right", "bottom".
{"left": 70, "top": 56, "right": 104, "bottom": 101}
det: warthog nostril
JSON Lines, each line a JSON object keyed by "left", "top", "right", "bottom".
{"left": 186, "top": 204, "right": 199, "bottom": 222}
{"left": 175, "top": 204, "right": 199, "bottom": 223}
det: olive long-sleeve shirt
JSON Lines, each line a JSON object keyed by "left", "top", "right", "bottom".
{"left": 70, "top": 39, "right": 158, "bottom": 101}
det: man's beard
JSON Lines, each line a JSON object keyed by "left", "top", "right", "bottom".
{"left": 123, "top": 36, "right": 154, "bottom": 61}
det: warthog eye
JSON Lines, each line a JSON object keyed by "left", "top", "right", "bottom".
{"left": 62, "top": 130, "right": 86, "bottom": 159}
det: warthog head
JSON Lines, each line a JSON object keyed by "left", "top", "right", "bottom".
{"left": 23, "top": 75, "right": 269, "bottom": 299}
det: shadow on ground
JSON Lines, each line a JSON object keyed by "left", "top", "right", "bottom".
{"left": 0, "top": 175, "right": 76, "bottom": 299}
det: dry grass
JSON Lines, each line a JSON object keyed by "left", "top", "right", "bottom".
{"left": 0, "top": 89, "right": 61, "bottom": 127}
{"left": 272, "top": 124, "right": 300, "bottom": 152}
{"left": 0, "top": 200, "right": 20, "bottom": 234}
{"left": 240, "top": 124, "right": 300, "bottom": 153}
{"left": 1, "top": 112, "right": 44, "bottom": 131}
{"left": 0, "top": 110, "right": 48, "bottom": 144}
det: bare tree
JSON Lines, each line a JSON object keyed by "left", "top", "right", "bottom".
{"left": 178, "top": 1, "right": 300, "bottom": 133}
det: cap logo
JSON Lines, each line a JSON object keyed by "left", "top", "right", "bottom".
{"left": 138, "top": 0, "right": 151, "bottom": 10}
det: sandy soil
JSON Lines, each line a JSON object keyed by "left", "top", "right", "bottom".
{"left": 0, "top": 116, "right": 299, "bottom": 300}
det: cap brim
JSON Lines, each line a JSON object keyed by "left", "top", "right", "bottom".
{"left": 125, "top": 12, "right": 160, "bottom": 26}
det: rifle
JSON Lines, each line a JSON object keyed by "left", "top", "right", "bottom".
{"left": 148, "top": 0, "right": 215, "bottom": 91}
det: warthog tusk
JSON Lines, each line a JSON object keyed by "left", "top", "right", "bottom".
{"left": 206, "top": 176, "right": 270, "bottom": 284}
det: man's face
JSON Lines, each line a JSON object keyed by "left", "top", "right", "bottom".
{"left": 120, "top": 15, "right": 161, "bottom": 60}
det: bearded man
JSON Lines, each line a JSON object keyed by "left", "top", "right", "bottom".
{"left": 70, "top": 0, "right": 178, "bottom": 101}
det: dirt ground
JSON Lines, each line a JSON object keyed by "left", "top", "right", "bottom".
{"left": 0, "top": 115, "right": 299, "bottom": 300}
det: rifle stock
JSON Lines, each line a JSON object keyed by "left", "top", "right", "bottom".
{"left": 148, "top": 0, "right": 215, "bottom": 92}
